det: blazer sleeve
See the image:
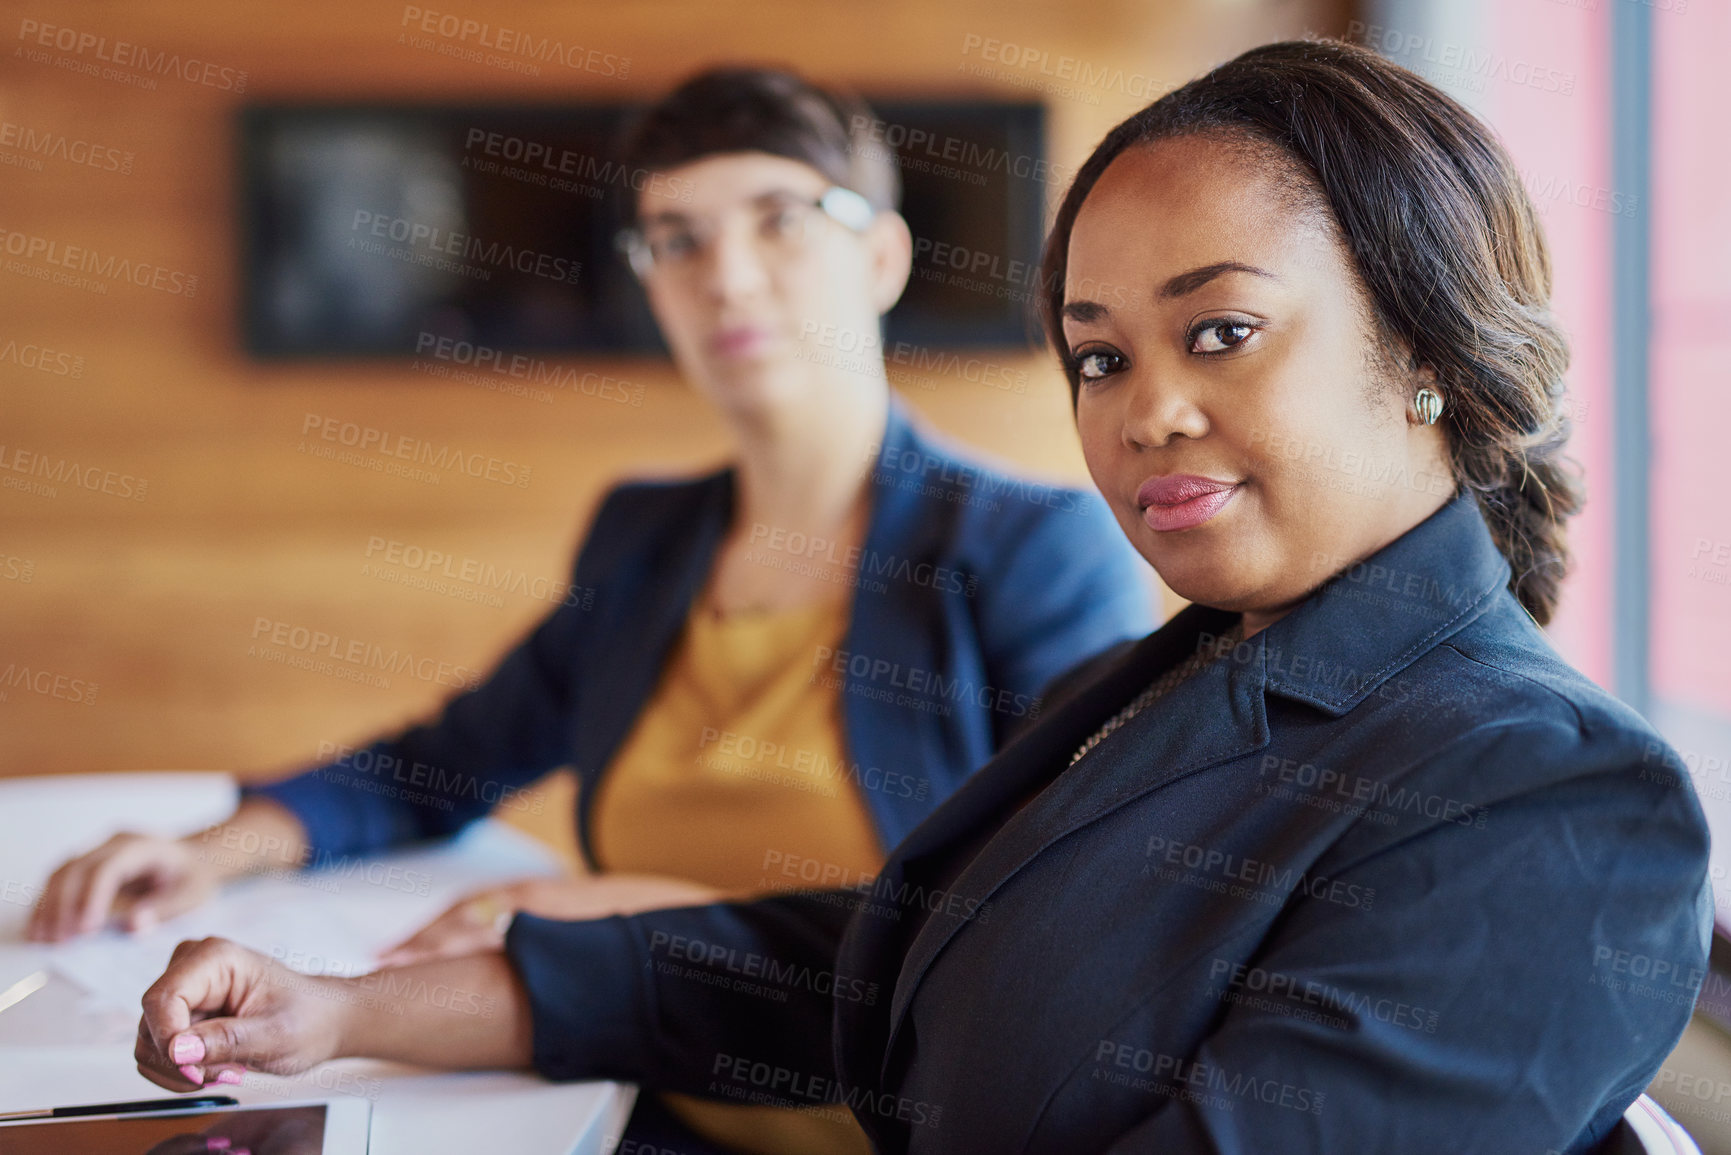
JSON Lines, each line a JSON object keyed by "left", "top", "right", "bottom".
{"left": 241, "top": 493, "right": 625, "bottom": 860}
{"left": 503, "top": 890, "right": 859, "bottom": 1103}
{"left": 972, "top": 491, "right": 1158, "bottom": 744}
{"left": 1100, "top": 718, "right": 1712, "bottom": 1154}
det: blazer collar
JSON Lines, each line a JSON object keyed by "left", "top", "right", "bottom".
{"left": 843, "top": 491, "right": 1516, "bottom": 1087}
{"left": 582, "top": 390, "right": 930, "bottom": 725}
{"left": 857, "top": 393, "right": 949, "bottom": 565}
{"left": 1255, "top": 491, "right": 1513, "bottom": 716}
{"left": 577, "top": 396, "right": 924, "bottom": 850}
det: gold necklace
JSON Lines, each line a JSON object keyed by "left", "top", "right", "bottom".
{"left": 1068, "top": 624, "right": 1243, "bottom": 767}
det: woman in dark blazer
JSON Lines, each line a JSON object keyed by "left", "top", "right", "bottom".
{"left": 135, "top": 41, "right": 1711, "bottom": 1154}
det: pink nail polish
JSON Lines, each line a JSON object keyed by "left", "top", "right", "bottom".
{"left": 214, "top": 1069, "right": 243, "bottom": 1085}
{"left": 171, "top": 1034, "right": 205, "bottom": 1064}
{"left": 206, "top": 1139, "right": 232, "bottom": 1150}
{"left": 179, "top": 1064, "right": 203, "bottom": 1083}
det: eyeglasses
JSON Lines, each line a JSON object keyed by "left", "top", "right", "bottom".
{"left": 616, "top": 185, "right": 876, "bottom": 279}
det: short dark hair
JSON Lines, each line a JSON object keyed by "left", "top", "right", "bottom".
{"left": 1038, "top": 38, "right": 1579, "bottom": 626}
{"left": 618, "top": 66, "right": 899, "bottom": 218}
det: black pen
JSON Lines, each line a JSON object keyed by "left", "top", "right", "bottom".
{"left": 0, "top": 1095, "right": 239, "bottom": 1121}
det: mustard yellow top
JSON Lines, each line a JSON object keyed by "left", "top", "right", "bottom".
{"left": 588, "top": 597, "right": 881, "bottom": 1155}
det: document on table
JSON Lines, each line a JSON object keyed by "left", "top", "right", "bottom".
{"left": 46, "top": 899, "right": 380, "bottom": 1011}
{"left": 4, "top": 820, "right": 559, "bottom": 1015}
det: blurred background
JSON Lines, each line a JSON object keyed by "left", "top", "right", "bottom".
{"left": 0, "top": 0, "right": 1725, "bottom": 1143}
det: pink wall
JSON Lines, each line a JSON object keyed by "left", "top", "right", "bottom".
{"left": 1480, "top": 0, "right": 1729, "bottom": 716}
{"left": 1650, "top": 0, "right": 1731, "bottom": 715}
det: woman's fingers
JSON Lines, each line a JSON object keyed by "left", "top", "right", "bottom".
{"left": 69, "top": 839, "right": 159, "bottom": 937}
{"left": 26, "top": 856, "right": 82, "bottom": 940}
{"left": 116, "top": 869, "right": 206, "bottom": 933}
{"left": 377, "top": 873, "right": 725, "bottom": 966}
{"left": 34, "top": 849, "right": 115, "bottom": 941}
{"left": 374, "top": 903, "right": 463, "bottom": 966}
{"left": 29, "top": 834, "right": 195, "bottom": 941}
{"left": 138, "top": 937, "right": 305, "bottom": 1087}
{"left": 376, "top": 890, "right": 513, "bottom": 966}
{"left": 163, "top": 1018, "right": 269, "bottom": 1084}
{"left": 138, "top": 937, "right": 234, "bottom": 1086}
{"left": 376, "top": 919, "right": 498, "bottom": 967}
{"left": 139, "top": 936, "right": 352, "bottom": 1091}
{"left": 40, "top": 846, "right": 126, "bottom": 940}
{"left": 371, "top": 875, "right": 723, "bottom": 968}
{"left": 134, "top": 1017, "right": 245, "bottom": 1092}
{"left": 136, "top": 1017, "right": 203, "bottom": 1091}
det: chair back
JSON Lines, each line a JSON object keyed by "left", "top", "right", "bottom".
{"left": 1601, "top": 1094, "right": 1703, "bottom": 1155}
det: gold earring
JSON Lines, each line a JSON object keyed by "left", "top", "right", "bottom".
{"left": 1414, "top": 387, "right": 1445, "bottom": 426}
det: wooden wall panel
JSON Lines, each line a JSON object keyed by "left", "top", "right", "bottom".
{"left": 0, "top": 0, "right": 1348, "bottom": 859}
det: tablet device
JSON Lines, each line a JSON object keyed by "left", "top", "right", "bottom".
{"left": 0, "top": 1097, "right": 370, "bottom": 1153}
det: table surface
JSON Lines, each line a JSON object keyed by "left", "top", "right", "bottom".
{"left": 0, "top": 772, "right": 635, "bottom": 1154}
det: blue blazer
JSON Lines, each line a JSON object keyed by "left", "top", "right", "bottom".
{"left": 248, "top": 398, "right": 1156, "bottom": 862}
{"left": 506, "top": 493, "right": 1713, "bottom": 1154}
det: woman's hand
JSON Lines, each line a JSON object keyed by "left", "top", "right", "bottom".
{"left": 375, "top": 873, "right": 723, "bottom": 967}
{"left": 138, "top": 937, "right": 533, "bottom": 1086}
{"left": 28, "top": 798, "right": 308, "bottom": 943}
{"left": 135, "top": 937, "right": 349, "bottom": 1092}
{"left": 28, "top": 833, "right": 221, "bottom": 942}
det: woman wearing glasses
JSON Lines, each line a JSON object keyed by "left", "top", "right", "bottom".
{"left": 36, "top": 68, "right": 1152, "bottom": 1154}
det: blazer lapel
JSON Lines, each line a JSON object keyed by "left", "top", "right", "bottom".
{"left": 828, "top": 604, "right": 1266, "bottom": 1088}
{"left": 830, "top": 617, "right": 1182, "bottom": 1100}
{"left": 571, "top": 473, "right": 732, "bottom": 858}
{"left": 885, "top": 608, "right": 1227, "bottom": 872}
{"left": 880, "top": 615, "right": 1270, "bottom": 1068}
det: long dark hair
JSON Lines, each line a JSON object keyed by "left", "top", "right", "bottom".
{"left": 1038, "top": 38, "right": 1579, "bottom": 625}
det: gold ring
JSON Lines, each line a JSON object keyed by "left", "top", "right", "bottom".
{"left": 466, "top": 896, "right": 511, "bottom": 933}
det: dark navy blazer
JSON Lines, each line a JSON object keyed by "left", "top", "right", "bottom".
{"left": 506, "top": 493, "right": 1713, "bottom": 1154}
{"left": 247, "top": 398, "right": 1156, "bottom": 861}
